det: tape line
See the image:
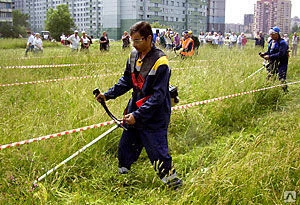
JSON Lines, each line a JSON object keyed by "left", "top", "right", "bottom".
{"left": 0, "top": 81, "right": 299, "bottom": 150}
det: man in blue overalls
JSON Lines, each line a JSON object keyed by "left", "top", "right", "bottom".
{"left": 260, "top": 26, "right": 289, "bottom": 92}
{"left": 95, "top": 21, "right": 182, "bottom": 189}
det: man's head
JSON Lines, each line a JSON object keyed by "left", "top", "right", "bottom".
{"left": 269, "top": 26, "right": 280, "bottom": 40}
{"left": 74, "top": 30, "right": 78, "bottom": 36}
{"left": 130, "top": 21, "right": 153, "bottom": 52}
{"left": 182, "top": 31, "right": 189, "bottom": 39}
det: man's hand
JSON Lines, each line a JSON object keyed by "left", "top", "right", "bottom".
{"left": 93, "top": 88, "right": 106, "bottom": 103}
{"left": 123, "top": 114, "right": 135, "bottom": 125}
{"left": 259, "top": 52, "right": 265, "bottom": 58}
{"left": 263, "top": 55, "right": 270, "bottom": 60}
{"left": 95, "top": 93, "right": 106, "bottom": 103}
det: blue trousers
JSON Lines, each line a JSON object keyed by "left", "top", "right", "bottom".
{"left": 278, "top": 64, "right": 288, "bottom": 81}
{"left": 118, "top": 127, "right": 172, "bottom": 178}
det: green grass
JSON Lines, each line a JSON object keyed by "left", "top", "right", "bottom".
{"left": 0, "top": 39, "right": 299, "bottom": 204}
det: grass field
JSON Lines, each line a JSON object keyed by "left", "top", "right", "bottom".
{"left": 0, "top": 39, "right": 299, "bottom": 204}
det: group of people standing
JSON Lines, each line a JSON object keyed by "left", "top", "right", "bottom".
{"left": 25, "top": 31, "right": 43, "bottom": 56}
{"left": 64, "top": 30, "right": 110, "bottom": 52}
{"left": 151, "top": 29, "right": 198, "bottom": 57}
{"left": 64, "top": 30, "right": 93, "bottom": 52}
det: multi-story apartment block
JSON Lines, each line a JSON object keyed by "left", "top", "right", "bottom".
{"left": 14, "top": 0, "right": 103, "bottom": 37}
{"left": 102, "top": 0, "right": 209, "bottom": 39}
{"left": 0, "top": 0, "right": 14, "bottom": 26}
{"left": 207, "top": 0, "right": 225, "bottom": 33}
{"left": 254, "top": 0, "right": 291, "bottom": 35}
{"left": 244, "top": 14, "right": 254, "bottom": 33}
{"left": 14, "top": 0, "right": 225, "bottom": 39}
{"left": 275, "top": 0, "right": 291, "bottom": 34}
{"left": 13, "top": 0, "right": 25, "bottom": 13}
{"left": 225, "top": 23, "right": 244, "bottom": 34}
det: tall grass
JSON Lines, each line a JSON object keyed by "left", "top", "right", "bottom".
{"left": 0, "top": 41, "right": 299, "bottom": 204}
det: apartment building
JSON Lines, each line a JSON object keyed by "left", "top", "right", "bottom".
{"left": 0, "top": 0, "right": 14, "bottom": 26}
{"left": 102, "top": 0, "right": 209, "bottom": 39}
{"left": 254, "top": 0, "right": 291, "bottom": 35}
{"left": 14, "top": 0, "right": 225, "bottom": 39}
{"left": 275, "top": 0, "right": 291, "bottom": 34}
{"left": 244, "top": 14, "right": 254, "bottom": 33}
{"left": 207, "top": 0, "right": 225, "bottom": 33}
{"left": 14, "top": 0, "right": 102, "bottom": 37}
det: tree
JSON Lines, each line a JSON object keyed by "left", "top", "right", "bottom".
{"left": 45, "top": 4, "right": 75, "bottom": 40}
{"left": 0, "top": 10, "right": 29, "bottom": 38}
{"left": 13, "top": 10, "right": 29, "bottom": 28}
{"left": 12, "top": 10, "right": 29, "bottom": 37}
{"left": 291, "top": 24, "right": 300, "bottom": 33}
{"left": 150, "top": 21, "right": 167, "bottom": 29}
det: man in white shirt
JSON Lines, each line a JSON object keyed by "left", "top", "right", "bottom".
{"left": 292, "top": 32, "right": 299, "bottom": 56}
{"left": 67, "top": 30, "right": 80, "bottom": 52}
{"left": 229, "top": 32, "right": 237, "bottom": 48}
{"left": 25, "top": 31, "right": 35, "bottom": 56}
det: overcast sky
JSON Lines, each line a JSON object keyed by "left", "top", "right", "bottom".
{"left": 225, "top": 0, "right": 300, "bottom": 24}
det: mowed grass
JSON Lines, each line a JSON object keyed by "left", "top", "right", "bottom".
{"left": 0, "top": 39, "right": 299, "bottom": 204}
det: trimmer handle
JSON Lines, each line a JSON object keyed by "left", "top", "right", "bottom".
{"left": 93, "top": 88, "right": 100, "bottom": 97}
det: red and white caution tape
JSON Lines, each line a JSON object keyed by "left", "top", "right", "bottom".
{"left": 1, "top": 80, "right": 299, "bottom": 151}
{"left": 0, "top": 73, "right": 121, "bottom": 87}
{"left": 0, "top": 67, "right": 199, "bottom": 87}
{"left": 172, "top": 81, "right": 300, "bottom": 111}
{"left": 1, "top": 63, "right": 99, "bottom": 69}
{"left": 0, "top": 120, "right": 115, "bottom": 150}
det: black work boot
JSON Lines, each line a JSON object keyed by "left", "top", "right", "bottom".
{"left": 280, "top": 80, "right": 289, "bottom": 93}
{"left": 118, "top": 167, "right": 129, "bottom": 174}
{"left": 161, "top": 170, "right": 183, "bottom": 190}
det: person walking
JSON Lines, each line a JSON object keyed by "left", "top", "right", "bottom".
{"left": 99, "top": 31, "right": 109, "bottom": 51}
{"left": 291, "top": 32, "right": 299, "bottom": 56}
{"left": 95, "top": 21, "right": 182, "bottom": 189}
{"left": 283, "top": 34, "right": 289, "bottom": 46}
{"left": 229, "top": 32, "right": 237, "bottom": 48}
{"left": 121, "top": 31, "right": 130, "bottom": 50}
{"left": 67, "top": 30, "right": 80, "bottom": 52}
{"left": 237, "top": 32, "right": 243, "bottom": 49}
{"left": 25, "top": 31, "right": 35, "bottom": 56}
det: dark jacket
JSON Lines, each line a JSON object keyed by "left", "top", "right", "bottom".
{"left": 263, "top": 38, "right": 289, "bottom": 65}
{"left": 104, "top": 47, "right": 171, "bottom": 130}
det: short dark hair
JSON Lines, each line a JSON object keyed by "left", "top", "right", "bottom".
{"left": 130, "top": 21, "right": 153, "bottom": 41}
